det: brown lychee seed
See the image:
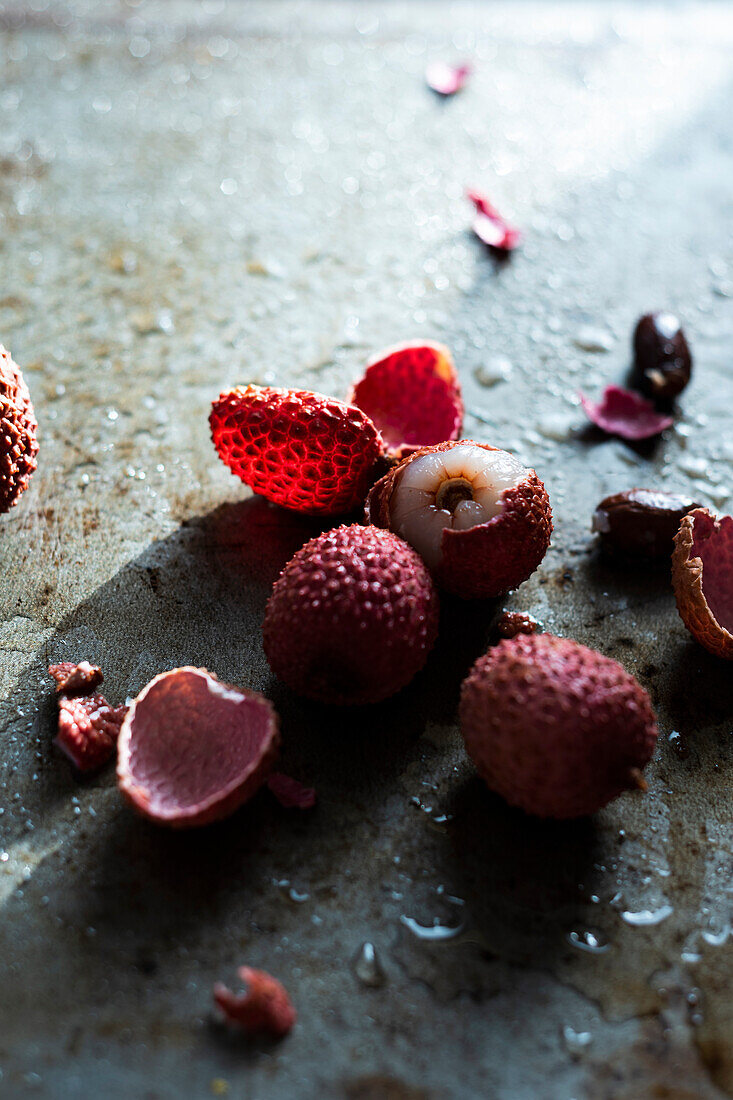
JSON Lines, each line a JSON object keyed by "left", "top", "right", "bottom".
{"left": 117, "top": 667, "right": 280, "bottom": 827}
{"left": 0, "top": 345, "right": 38, "bottom": 514}
{"left": 672, "top": 508, "right": 733, "bottom": 660}
{"left": 365, "top": 440, "right": 552, "bottom": 599}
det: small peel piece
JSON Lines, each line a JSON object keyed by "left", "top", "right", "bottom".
{"left": 349, "top": 341, "right": 463, "bottom": 458}
{"left": 267, "top": 772, "right": 316, "bottom": 810}
{"left": 214, "top": 967, "right": 296, "bottom": 1038}
{"left": 56, "top": 694, "right": 127, "bottom": 772}
{"left": 579, "top": 385, "right": 673, "bottom": 441}
{"left": 425, "top": 61, "right": 471, "bottom": 96}
{"left": 467, "top": 188, "right": 521, "bottom": 252}
{"left": 49, "top": 660, "right": 103, "bottom": 695}
{"left": 117, "top": 667, "right": 280, "bottom": 827}
{"left": 672, "top": 508, "right": 733, "bottom": 660}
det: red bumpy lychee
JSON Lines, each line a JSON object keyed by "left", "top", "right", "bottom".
{"left": 263, "top": 524, "right": 439, "bottom": 705}
{"left": 210, "top": 385, "right": 381, "bottom": 515}
{"left": 460, "top": 634, "right": 658, "bottom": 818}
{"left": 366, "top": 440, "right": 552, "bottom": 598}
{"left": 0, "top": 345, "right": 38, "bottom": 513}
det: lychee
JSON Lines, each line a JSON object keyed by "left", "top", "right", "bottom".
{"left": 459, "top": 634, "right": 658, "bottom": 819}
{"left": 263, "top": 524, "right": 439, "bottom": 705}
{"left": 117, "top": 667, "right": 280, "bottom": 827}
{"left": 672, "top": 508, "right": 733, "bottom": 659}
{"left": 210, "top": 385, "right": 382, "bottom": 515}
{"left": 366, "top": 440, "right": 552, "bottom": 599}
{"left": 348, "top": 341, "right": 463, "bottom": 458}
{"left": 0, "top": 345, "right": 38, "bottom": 514}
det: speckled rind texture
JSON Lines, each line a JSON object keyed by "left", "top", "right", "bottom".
{"left": 0, "top": 345, "right": 38, "bottom": 514}
{"left": 672, "top": 508, "right": 733, "bottom": 660}
{"left": 210, "top": 385, "right": 382, "bottom": 516}
{"left": 263, "top": 524, "right": 439, "bottom": 705}
{"left": 365, "top": 440, "right": 552, "bottom": 598}
{"left": 348, "top": 341, "right": 463, "bottom": 456}
{"left": 117, "top": 667, "right": 280, "bottom": 828}
{"left": 459, "top": 634, "right": 659, "bottom": 819}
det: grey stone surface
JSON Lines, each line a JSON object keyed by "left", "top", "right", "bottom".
{"left": 0, "top": 2, "right": 731, "bottom": 1097}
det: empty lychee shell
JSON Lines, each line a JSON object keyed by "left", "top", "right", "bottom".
{"left": 366, "top": 440, "right": 552, "bottom": 599}
{"left": 580, "top": 385, "right": 673, "bottom": 440}
{"left": 672, "top": 508, "right": 733, "bottom": 659}
{"left": 349, "top": 342, "right": 463, "bottom": 459}
{"left": 117, "top": 667, "right": 280, "bottom": 827}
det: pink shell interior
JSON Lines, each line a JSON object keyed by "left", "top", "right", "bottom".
{"left": 690, "top": 511, "right": 733, "bottom": 633}
{"left": 125, "top": 670, "right": 274, "bottom": 819}
{"left": 580, "top": 385, "right": 673, "bottom": 441}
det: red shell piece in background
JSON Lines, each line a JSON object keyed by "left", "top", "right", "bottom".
{"left": 496, "top": 611, "right": 541, "bottom": 638}
{"left": 56, "top": 693, "right": 127, "bottom": 772}
{"left": 0, "top": 344, "right": 38, "bottom": 514}
{"left": 579, "top": 386, "right": 673, "bottom": 441}
{"left": 117, "top": 667, "right": 280, "bottom": 827}
{"left": 467, "top": 188, "right": 521, "bottom": 252}
{"left": 49, "top": 660, "right": 103, "bottom": 695}
{"left": 267, "top": 772, "right": 317, "bottom": 810}
{"left": 214, "top": 967, "right": 296, "bottom": 1038}
{"left": 349, "top": 342, "right": 463, "bottom": 458}
{"left": 672, "top": 508, "right": 733, "bottom": 659}
{"left": 425, "top": 61, "right": 471, "bottom": 96}
{"left": 210, "top": 385, "right": 382, "bottom": 516}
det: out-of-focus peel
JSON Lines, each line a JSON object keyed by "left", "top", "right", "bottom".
{"left": 214, "top": 966, "right": 296, "bottom": 1038}
{"left": 672, "top": 508, "right": 733, "bottom": 659}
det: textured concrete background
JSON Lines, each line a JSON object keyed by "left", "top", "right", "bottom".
{"left": 0, "top": 2, "right": 732, "bottom": 1097}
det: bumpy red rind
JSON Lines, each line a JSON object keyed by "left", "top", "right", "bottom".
{"left": 349, "top": 341, "right": 463, "bottom": 458}
{"left": 672, "top": 508, "right": 733, "bottom": 660}
{"left": 365, "top": 440, "right": 552, "bottom": 599}
{"left": 0, "top": 345, "right": 38, "bottom": 514}
{"left": 210, "top": 385, "right": 382, "bottom": 516}
{"left": 460, "top": 634, "right": 658, "bottom": 819}
{"left": 580, "top": 385, "right": 673, "bottom": 441}
{"left": 263, "top": 524, "right": 440, "bottom": 705}
{"left": 214, "top": 967, "right": 296, "bottom": 1038}
{"left": 49, "top": 661, "right": 103, "bottom": 695}
{"left": 117, "top": 667, "right": 280, "bottom": 827}
{"left": 55, "top": 693, "right": 127, "bottom": 772}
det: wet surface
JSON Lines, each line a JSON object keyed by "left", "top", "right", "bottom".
{"left": 0, "top": 2, "right": 732, "bottom": 1097}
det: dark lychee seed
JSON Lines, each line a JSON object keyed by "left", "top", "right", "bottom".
{"left": 631, "top": 312, "right": 691, "bottom": 402}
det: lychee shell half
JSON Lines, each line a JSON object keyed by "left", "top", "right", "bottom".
{"left": 672, "top": 508, "right": 733, "bottom": 659}
{"left": 263, "top": 524, "right": 439, "bottom": 705}
{"left": 366, "top": 440, "right": 552, "bottom": 598}
{"left": 117, "top": 667, "right": 280, "bottom": 827}
{"left": 0, "top": 345, "right": 38, "bottom": 514}
{"left": 460, "top": 634, "right": 658, "bottom": 819}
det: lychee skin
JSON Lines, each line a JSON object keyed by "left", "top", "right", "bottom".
{"left": 263, "top": 524, "right": 439, "bottom": 705}
{"left": 366, "top": 440, "right": 552, "bottom": 599}
{"left": 210, "top": 385, "right": 382, "bottom": 516}
{"left": 460, "top": 634, "right": 658, "bottom": 819}
{"left": 0, "top": 345, "right": 38, "bottom": 514}
{"left": 672, "top": 508, "right": 733, "bottom": 659}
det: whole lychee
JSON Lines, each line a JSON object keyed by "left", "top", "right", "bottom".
{"left": 263, "top": 524, "right": 439, "bottom": 705}
{"left": 459, "top": 634, "right": 658, "bottom": 818}
{"left": 0, "top": 345, "right": 38, "bottom": 514}
{"left": 366, "top": 440, "right": 552, "bottom": 599}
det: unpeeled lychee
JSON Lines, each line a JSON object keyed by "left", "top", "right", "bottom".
{"left": 672, "top": 508, "right": 733, "bottom": 659}
{"left": 460, "top": 634, "right": 658, "bottom": 819}
{"left": 263, "top": 524, "right": 439, "bottom": 705}
{"left": 366, "top": 440, "right": 552, "bottom": 599}
{"left": 0, "top": 345, "right": 38, "bottom": 514}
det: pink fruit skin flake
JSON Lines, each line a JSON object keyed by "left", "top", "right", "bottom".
{"left": 49, "top": 660, "right": 103, "bottom": 694}
{"left": 267, "top": 772, "right": 316, "bottom": 809}
{"left": 425, "top": 61, "right": 471, "bottom": 96}
{"left": 214, "top": 967, "right": 296, "bottom": 1038}
{"left": 55, "top": 693, "right": 127, "bottom": 772}
{"left": 580, "top": 385, "right": 673, "bottom": 441}
{"left": 467, "top": 188, "right": 521, "bottom": 251}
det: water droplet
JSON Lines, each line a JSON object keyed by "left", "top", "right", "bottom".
{"left": 566, "top": 928, "right": 610, "bottom": 954}
{"left": 668, "top": 730, "right": 690, "bottom": 760}
{"left": 621, "top": 904, "right": 673, "bottom": 927}
{"left": 352, "top": 941, "right": 386, "bottom": 988}
{"left": 562, "top": 1026, "right": 593, "bottom": 1057}
{"left": 474, "top": 357, "right": 512, "bottom": 387}
{"left": 701, "top": 923, "right": 730, "bottom": 947}
{"left": 400, "top": 915, "right": 464, "bottom": 942}
{"left": 573, "top": 326, "right": 614, "bottom": 353}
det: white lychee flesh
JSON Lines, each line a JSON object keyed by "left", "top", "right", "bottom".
{"left": 389, "top": 444, "right": 527, "bottom": 570}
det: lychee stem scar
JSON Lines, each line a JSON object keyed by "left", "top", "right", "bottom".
{"left": 435, "top": 477, "right": 474, "bottom": 513}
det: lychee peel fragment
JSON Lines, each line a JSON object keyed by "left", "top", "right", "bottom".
{"left": 460, "top": 634, "right": 658, "bottom": 819}
{"left": 117, "top": 667, "right": 280, "bottom": 827}
{"left": 425, "top": 61, "right": 471, "bottom": 96}
{"left": 263, "top": 524, "right": 439, "bottom": 705}
{"left": 672, "top": 508, "right": 733, "bottom": 660}
{"left": 56, "top": 693, "right": 127, "bottom": 773}
{"left": 366, "top": 440, "right": 552, "bottom": 599}
{"left": 467, "top": 189, "right": 521, "bottom": 252}
{"left": 214, "top": 966, "right": 296, "bottom": 1038}
{"left": 580, "top": 385, "right": 673, "bottom": 441}
{"left": 349, "top": 341, "right": 463, "bottom": 458}
{"left": 267, "top": 772, "right": 317, "bottom": 810}
{"left": 0, "top": 345, "right": 38, "bottom": 514}
{"left": 49, "top": 660, "right": 103, "bottom": 695}
{"left": 210, "top": 385, "right": 382, "bottom": 515}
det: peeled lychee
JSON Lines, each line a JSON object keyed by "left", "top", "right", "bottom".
{"left": 460, "top": 634, "right": 658, "bottom": 819}
{"left": 210, "top": 385, "right": 381, "bottom": 515}
{"left": 348, "top": 341, "right": 463, "bottom": 458}
{"left": 117, "top": 667, "right": 280, "bottom": 827}
{"left": 0, "top": 345, "right": 38, "bottom": 514}
{"left": 366, "top": 440, "right": 552, "bottom": 599}
{"left": 672, "top": 508, "right": 733, "bottom": 659}
{"left": 263, "top": 524, "right": 439, "bottom": 705}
